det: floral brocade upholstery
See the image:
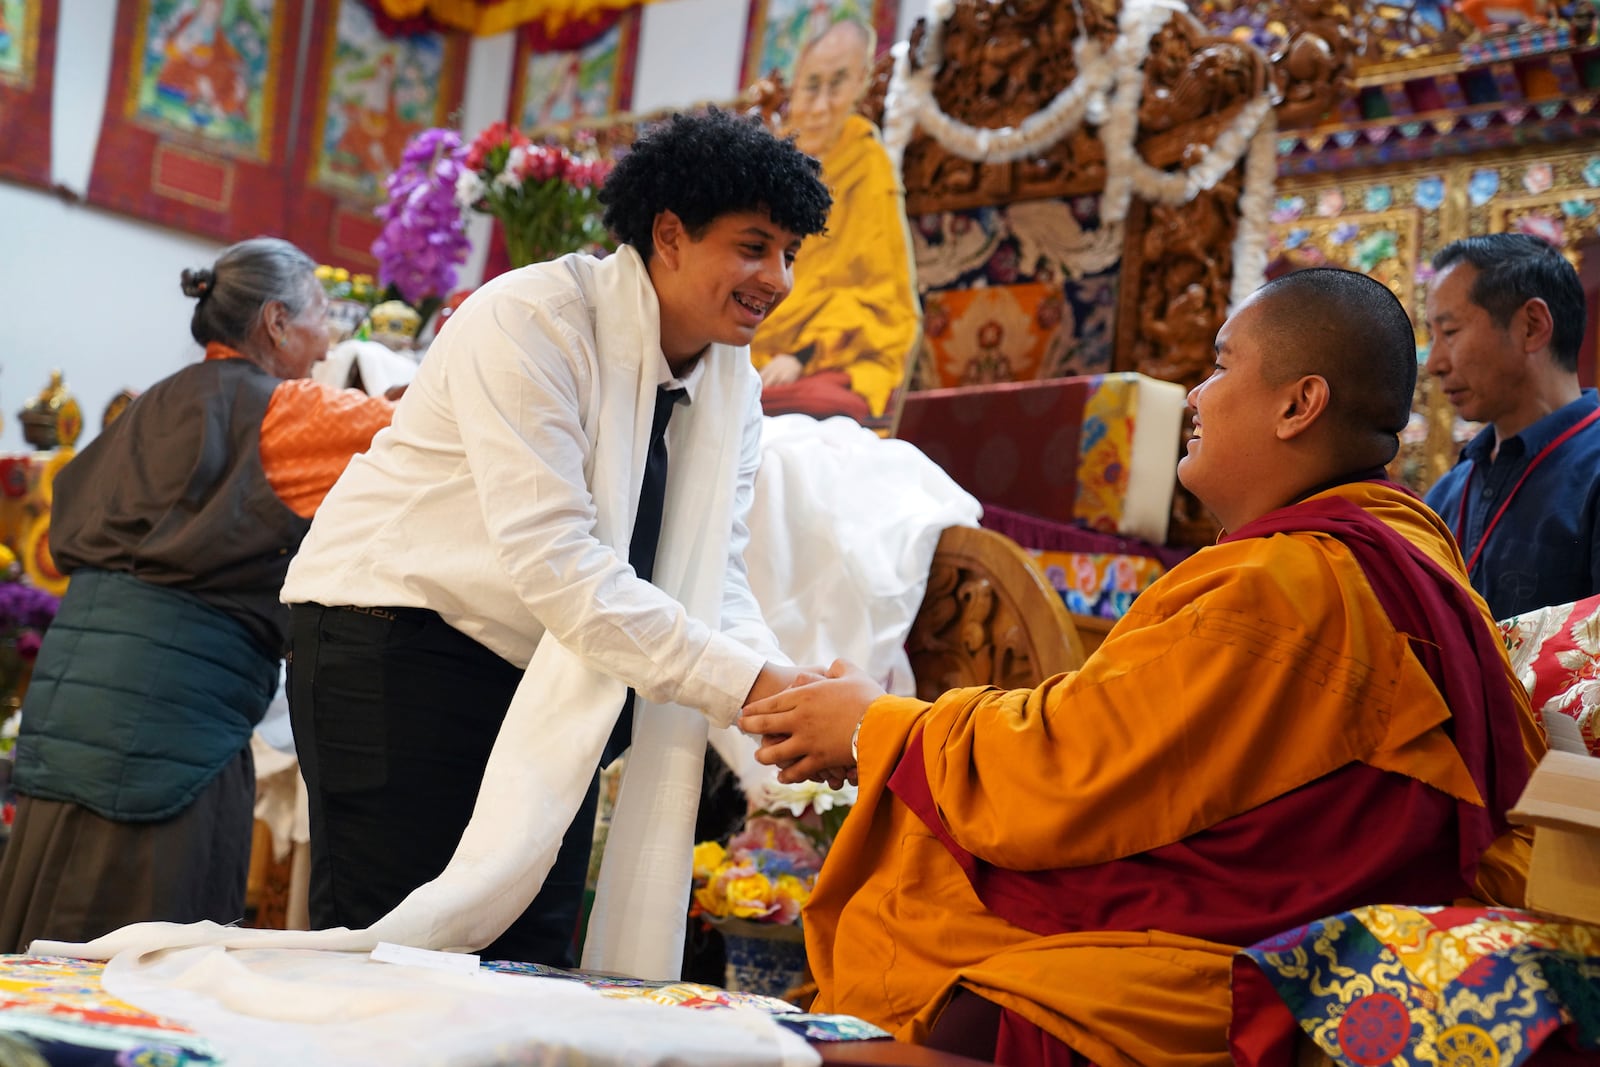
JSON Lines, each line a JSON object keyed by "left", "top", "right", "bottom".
{"left": 1230, "top": 598, "right": 1600, "bottom": 1067}
{"left": 1232, "top": 906, "right": 1600, "bottom": 1067}
{"left": 1497, "top": 593, "right": 1600, "bottom": 757}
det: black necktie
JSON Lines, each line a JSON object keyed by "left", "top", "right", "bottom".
{"left": 603, "top": 385, "right": 681, "bottom": 765}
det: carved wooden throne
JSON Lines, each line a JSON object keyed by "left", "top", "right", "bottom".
{"left": 907, "top": 525, "right": 1087, "bottom": 699}
{"left": 846, "top": 0, "right": 1362, "bottom": 544}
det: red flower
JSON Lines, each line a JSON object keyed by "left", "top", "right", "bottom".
{"left": 464, "top": 121, "right": 528, "bottom": 173}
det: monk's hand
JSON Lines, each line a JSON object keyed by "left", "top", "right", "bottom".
{"left": 819, "top": 766, "right": 854, "bottom": 790}
{"left": 759, "top": 354, "right": 804, "bottom": 389}
{"left": 741, "top": 660, "right": 883, "bottom": 784}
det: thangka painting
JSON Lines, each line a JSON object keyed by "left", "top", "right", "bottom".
{"left": 0, "top": 0, "right": 57, "bottom": 188}
{"left": 307, "top": 0, "right": 463, "bottom": 201}
{"left": 129, "top": 0, "right": 278, "bottom": 158}
{"left": 0, "top": 0, "right": 39, "bottom": 86}
{"left": 87, "top": 0, "right": 303, "bottom": 239}
{"left": 512, "top": 11, "right": 638, "bottom": 132}
{"left": 288, "top": 0, "right": 465, "bottom": 269}
{"left": 738, "top": 0, "right": 898, "bottom": 89}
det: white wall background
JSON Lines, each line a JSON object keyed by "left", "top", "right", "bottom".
{"left": 0, "top": 0, "right": 922, "bottom": 451}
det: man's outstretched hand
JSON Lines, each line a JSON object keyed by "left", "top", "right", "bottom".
{"left": 741, "top": 659, "right": 884, "bottom": 785}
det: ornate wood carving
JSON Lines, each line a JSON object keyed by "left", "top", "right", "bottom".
{"left": 1269, "top": 0, "right": 1359, "bottom": 129}
{"left": 906, "top": 526, "right": 1086, "bottom": 702}
{"left": 1111, "top": 170, "right": 1245, "bottom": 547}
{"left": 1118, "top": 177, "right": 1241, "bottom": 396}
{"left": 887, "top": 0, "right": 1357, "bottom": 215}
{"left": 1138, "top": 10, "right": 1270, "bottom": 134}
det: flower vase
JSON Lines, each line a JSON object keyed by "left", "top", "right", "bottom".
{"left": 711, "top": 916, "right": 808, "bottom": 1001}
{"left": 500, "top": 226, "right": 546, "bottom": 271}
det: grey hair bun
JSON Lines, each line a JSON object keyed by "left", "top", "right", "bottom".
{"left": 181, "top": 267, "right": 216, "bottom": 299}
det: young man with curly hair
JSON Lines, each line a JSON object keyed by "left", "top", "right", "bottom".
{"left": 281, "top": 110, "right": 833, "bottom": 972}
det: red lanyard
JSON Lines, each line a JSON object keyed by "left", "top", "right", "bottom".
{"left": 1455, "top": 405, "right": 1600, "bottom": 574}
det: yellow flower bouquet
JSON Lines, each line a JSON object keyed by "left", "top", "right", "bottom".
{"left": 691, "top": 781, "right": 855, "bottom": 927}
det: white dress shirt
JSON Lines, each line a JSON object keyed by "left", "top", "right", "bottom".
{"left": 281, "top": 253, "right": 772, "bottom": 729}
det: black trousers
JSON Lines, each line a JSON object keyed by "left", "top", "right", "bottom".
{"left": 288, "top": 603, "right": 599, "bottom": 965}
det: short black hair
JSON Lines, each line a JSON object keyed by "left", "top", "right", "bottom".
{"left": 1253, "top": 267, "right": 1418, "bottom": 465}
{"left": 1433, "top": 233, "right": 1585, "bottom": 371}
{"left": 599, "top": 108, "right": 831, "bottom": 262}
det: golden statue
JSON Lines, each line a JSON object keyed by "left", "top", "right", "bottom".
{"left": 19, "top": 371, "right": 83, "bottom": 452}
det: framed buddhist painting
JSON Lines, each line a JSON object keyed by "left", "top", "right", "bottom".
{"left": 0, "top": 0, "right": 41, "bottom": 89}
{"left": 305, "top": 0, "right": 465, "bottom": 202}
{"left": 87, "top": 0, "right": 303, "bottom": 239}
{"left": 512, "top": 10, "right": 639, "bottom": 131}
{"left": 738, "top": 0, "right": 898, "bottom": 90}
{"left": 0, "top": 0, "right": 58, "bottom": 188}
{"left": 287, "top": 0, "right": 465, "bottom": 268}
{"left": 125, "top": 0, "right": 283, "bottom": 161}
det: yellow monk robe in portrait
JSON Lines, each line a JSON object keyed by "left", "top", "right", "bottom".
{"left": 804, "top": 478, "right": 1545, "bottom": 1067}
{"left": 750, "top": 114, "right": 920, "bottom": 426}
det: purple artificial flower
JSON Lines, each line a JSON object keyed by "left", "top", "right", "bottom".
{"left": 373, "top": 128, "right": 474, "bottom": 306}
{"left": 0, "top": 581, "right": 59, "bottom": 632}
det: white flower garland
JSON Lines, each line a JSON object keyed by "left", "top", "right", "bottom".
{"left": 882, "top": 0, "right": 1277, "bottom": 301}
{"left": 1229, "top": 111, "right": 1279, "bottom": 310}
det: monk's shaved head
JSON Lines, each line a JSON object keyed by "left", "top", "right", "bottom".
{"left": 1248, "top": 268, "right": 1417, "bottom": 468}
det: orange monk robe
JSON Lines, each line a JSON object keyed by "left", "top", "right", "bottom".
{"left": 750, "top": 114, "right": 920, "bottom": 419}
{"left": 803, "top": 480, "right": 1545, "bottom": 1067}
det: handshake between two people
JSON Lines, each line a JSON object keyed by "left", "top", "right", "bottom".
{"left": 739, "top": 660, "right": 887, "bottom": 789}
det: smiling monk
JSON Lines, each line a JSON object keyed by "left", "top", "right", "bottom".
{"left": 742, "top": 268, "right": 1547, "bottom": 1066}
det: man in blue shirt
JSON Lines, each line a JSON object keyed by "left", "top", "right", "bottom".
{"left": 1423, "top": 232, "right": 1600, "bottom": 619}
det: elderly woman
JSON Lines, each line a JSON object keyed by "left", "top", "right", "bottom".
{"left": 0, "top": 237, "right": 394, "bottom": 950}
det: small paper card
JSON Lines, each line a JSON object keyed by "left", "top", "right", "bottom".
{"left": 370, "top": 941, "right": 481, "bottom": 975}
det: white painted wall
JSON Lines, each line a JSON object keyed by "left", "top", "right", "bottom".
{"left": 0, "top": 0, "right": 922, "bottom": 450}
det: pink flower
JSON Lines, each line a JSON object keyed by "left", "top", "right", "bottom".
{"left": 728, "top": 814, "right": 824, "bottom": 877}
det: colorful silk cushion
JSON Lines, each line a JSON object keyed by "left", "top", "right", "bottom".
{"left": 895, "top": 372, "right": 1186, "bottom": 543}
{"left": 1498, "top": 594, "right": 1600, "bottom": 756}
{"left": 1231, "top": 905, "right": 1600, "bottom": 1067}
{"left": 1027, "top": 548, "right": 1167, "bottom": 619}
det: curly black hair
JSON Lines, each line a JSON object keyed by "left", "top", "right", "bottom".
{"left": 599, "top": 108, "right": 831, "bottom": 261}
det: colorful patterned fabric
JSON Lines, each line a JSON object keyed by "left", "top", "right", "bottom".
{"left": 894, "top": 372, "right": 1186, "bottom": 543}
{"left": 479, "top": 960, "right": 890, "bottom": 1041}
{"left": 911, "top": 200, "right": 1120, "bottom": 386}
{"left": 0, "top": 955, "right": 218, "bottom": 1064}
{"left": 1027, "top": 548, "right": 1166, "bottom": 620}
{"left": 1498, "top": 594, "right": 1600, "bottom": 756}
{"left": 0, "top": 954, "right": 887, "bottom": 1063}
{"left": 1232, "top": 906, "right": 1600, "bottom": 1067}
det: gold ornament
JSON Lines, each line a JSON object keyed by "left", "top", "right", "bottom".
{"left": 18, "top": 370, "right": 83, "bottom": 451}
